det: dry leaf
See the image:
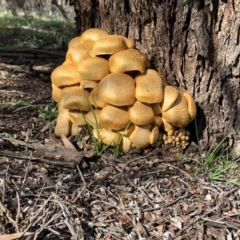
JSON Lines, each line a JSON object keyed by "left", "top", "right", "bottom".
{"left": 61, "top": 134, "right": 78, "bottom": 151}
{"left": 0, "top": 232, "right": 34, "bottom": 240}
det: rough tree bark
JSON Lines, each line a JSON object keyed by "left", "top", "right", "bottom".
{"left": 69, "top": 0, "right": 240, "bottom": 154}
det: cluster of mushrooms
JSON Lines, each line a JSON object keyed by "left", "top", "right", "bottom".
{"left": 51, "top": 28, "right": 197, "bottom": 151}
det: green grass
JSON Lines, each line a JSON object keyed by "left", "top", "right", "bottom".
{"left": 182, "top": 119, "right": 240, "bottom": 186}
{"left": 0, "top": 12, "right": 76, "bottom": 49}
{"left": 0, "top": 97, "right": 57, "bottom": 124}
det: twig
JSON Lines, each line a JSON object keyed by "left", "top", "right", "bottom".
{"left": 0, "top": 150, "right": 77, "bottom": 168}
{"left": 143, "top": 193, "right": 188, "bottom": 211}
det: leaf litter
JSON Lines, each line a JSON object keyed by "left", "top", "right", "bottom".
{"left": 0, "top": 49, "right": 240, "bottom": 240}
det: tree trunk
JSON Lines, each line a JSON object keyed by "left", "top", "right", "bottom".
{"left": 69, "top": 0, "right": 240, "bottom": 154}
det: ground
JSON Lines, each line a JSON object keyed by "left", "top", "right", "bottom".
{"left": 0, "top": 13, "right": 240, "bottom": 240}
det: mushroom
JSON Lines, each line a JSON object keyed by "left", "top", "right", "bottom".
{"left": 109, "top": 49, "right": 150, "bottom": 74}
{"left": 55, "top": 109, "right": 71, "bottom": 136}
{"left": 129, "top": 125, "right": 151, "bottom": 148}
{"left": 161, "top": 86, "right": 180, "bottom": 112}
{"left": 89, "top": 87, "right": 108, "bottom": 108}
{"left": 61, "top": 87, "right": 91, "bottom": 111}
{"left": 97, "top": 73, "right": 135, "bottom": 106}
{"left": 68, "top": 36, "right": 82, "bottom": 49}
{"left": 182, "top": 92, "right": 197, "bottom": 121}
{"left": 51, "top": 63, "right": 81, "bottom": 87}
{"left": 93, "top": 128, "right": 121, "bottom": 146}
{"left": 99, "top": 105, "right": 130, "bottom": 130}
{"left": 152, "top": 116, "right": 163, "bottom": 127}
{"left": 152, "top": 103, "right": 162, "bottom": 115}
{"left": 66, "top": 41, "right": 93, "bottom": 66}
{"left": 85, "top": 109, "right": 101, "bottom": 129}
{"left": 93, "top": 35, "right": 128, "bottom": 56}
{"left": 71, "top": 124, "right": 82, "bottom": 136}
{"left": 68, "top": 110, "right": 86, "bottom": 125}
{"left": 135, "top": 69, "right": 163, "bottom": 104}
{"left": 79, "top": 28, "right": 109, "bottom": 43}
{"left": 121, "top": 136, "right": 134, "bottom": 152}
{"left": 150, "top": 126, "right": 160, "bottom": 144}
{"left": 128, "top": 101, "right": 154, "bottom": 125}
{"left": 78, "top": 57, "right": 110, "bottom": 81}
{"left": 162, "top": 94, "right": 191, "bottom": 128}
{"left": 114, "top": 35, "right": 135, "bottom": 49}
{"left": 80, "top": 80, "right": 98, "bottom": 90}
{"left": 51, "top": 84, "right": 63, "bottom": 102}
{"left": 161, "top": 118, "right": 175, "bottom": 132}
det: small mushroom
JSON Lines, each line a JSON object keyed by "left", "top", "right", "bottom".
{"left": 97, "top": 73, "right": 135, "bottom": 106}
{"left": 85, "top": 109, "right": 102, "bottom": 129}
{"left": 121, "top": 136, "right": 134, "bottom": 152}
{"left": 152, "top": 103, "right": 162, "bottom": 115}
{"left": 68, "top": 36, "right": 82, "bottom": 49}
{"left": 79, "top": 28, "right": 109, "bottom": 43}
{"left": 150, "top": 126, "right": 160, "bottom": 144}
{"left": 78, "top": 57, "right": 110, "bottom": 81}
{"left": 93, "top": 128, "right": 121, "bottom": 146}
{"left": 89, "top": 87, "right": 108, "bottom": 108}
{"left": 109, "top": 49, "right": 150, "bottom": 74}
{"left": 129, "top": 125, "right": 151, "bottom": 148}
{"left": 128, "top": 101, "right": 154, "bottom": 125}
{"left": 161, "top": 86, "right": 180, "bottom": 112}
{"left": 182, "top": 92, "right": 197, "bottom": 121}
{"left": 99, "top": 105, "right": 130, "bottom": 130}
{"left": 68, "top": 110, "right": 86, "bottom": 125}
{"left": 55, "top": 110, "right": 71, "bottom": 136}
{"left": 152, "top": 116, "right": 163, "bottom": 127}
{"left": 135, "top": 69, "right": 163, "bottom": 104}
{"left": 162, "top": 94, "right": 191, "bottom": 128}
{"left": 51, "top": 84, "right": 63, "bottom": 102}
{"left": 51, "top": 63, "right": 81, "bottom": 87}
{"left": 61, "top": 88, "right": 91, "bottom": 111}
{"left": 93, "top": 35, "right": 128, "bottom": 56}
{"left": 161, "top": 118, "right": 175, "bottom": 132}
{"left": 66, "top": 41, "right": 93, "bottom": 66}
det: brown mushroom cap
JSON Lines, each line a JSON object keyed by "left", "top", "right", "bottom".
{"left": 99, "top": 105, "right": 130, "bottom": 130}
{"left": 89, "top": 87, "right": 108, "bottom": 108}
{"left": 93, "top": 128, "right": 121, "bottom": 146}
{"left": 52, "top": 84, "right": 63, "bottom": 102}
{"left": 61, "top": 88, "right": 91, "bottom": 111}
{"left": 68, "top": 36, "right": 82, "bottom": 49}
{"left": 162, "top": 94, "right": 191, "bottom": 128}
{"left": 66, "top": 41, "right": 93, "bottom": 66}
{"left": 93, "top": 35, "right": 128, "bottom": 56}
{"left": 71, "top": 124, "right": 82, "bottom": 136}
{"left": 182, "top": 92, "right": 197, "bottom": 121}
{"left": 55, "top": 110, "right": 71, "bottom": 136}
{"left": 161, "top": 118, "right": 175, "bottom": 132}
{"left": 68, "top": 110, "right": 86, "bottom": 125}
{"left": 129, "top": 125, "right": 151, "bottom": 148}
{"left": 135, "top": 69, "right": 163, "bottom": 104}
{"left": 115, "top": 35, "right": 135, "bottom": 49}
{"left": 51, "top": 64, "right": 81, "bottom": 87}
{"left": 121, "top": 136, "right": 134, "bottom": 152}
{"left": 97, "top": 73, "right": 135, "bottom": 106}
{"left": 79, "top": 28, "right": 109, "bottom": 43}
{"left": 128, "top": 101, "right": 154, "bottom": 125}
{"left": 153, "top": 116, "right": 163, "bottom": 127}
{"left": 150, "top": 126, "right": 160, "bottom": 144}
{"left": 152, "top": 103, "right": 162, "bottom": 115}
{"left": 109, "top": 49, "right": 149, "bottom": 74}
{"left": 85, "top": 109, "right": 101, "bottom": 129}
{"left": 78, "top": 57, "right": 110, "bottom": 81}
{"left": 80, "top": 80, "right": 98, "bottom": 90}
{"left": 161, "top": 86, "right": 180, "bottom": 112}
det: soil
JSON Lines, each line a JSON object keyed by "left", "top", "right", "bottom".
{"left": 1, "top": 31, "right": 240, "bottom": 240}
